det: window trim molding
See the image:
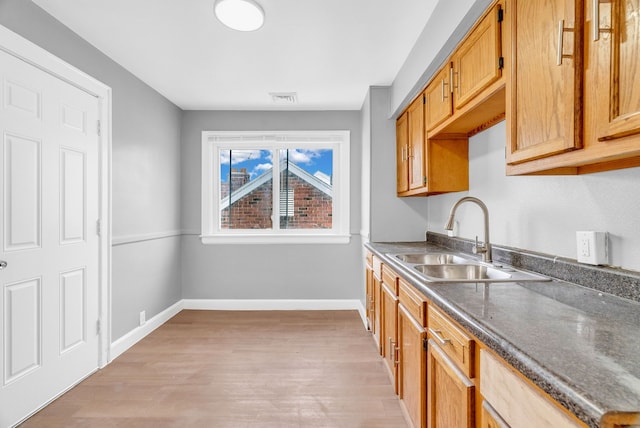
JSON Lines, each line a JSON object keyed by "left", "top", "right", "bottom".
{"left": 201, "top": 130, "right": 350, "bottom": 244}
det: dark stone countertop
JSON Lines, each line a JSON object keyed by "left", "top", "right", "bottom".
{"left": 365, "top": 241, "right": 640, "bottom": 428}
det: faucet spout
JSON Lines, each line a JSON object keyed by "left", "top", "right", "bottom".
{"left": 444, "top": 196, "right": 492, "bottom": 263}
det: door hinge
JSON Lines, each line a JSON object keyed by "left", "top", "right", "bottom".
{"left": 97, "top": 120, "right": 101, "bottom": 137}
{"left": 497, "top": 7, "right": 504, "bottom": 23}
{"left": 96, "top": 319, "right": 101, "bottom": 335}
{"left": 498, "top": 57, "right": 504, "bottom": 69}
{"left": 423, "top": 176, "right": 427, "bottom": 186}
{"left": 423, "top": 94, "right": 426, "bottom": 104}
{"left": 96, "top": 219, "right": 101, "bottom": 236}
{"left": 423, "top": 337, "right": 429, "bottom": 351}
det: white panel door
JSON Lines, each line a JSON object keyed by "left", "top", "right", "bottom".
{"left": 0, "top": 48, "right": 100, "bottom": 427}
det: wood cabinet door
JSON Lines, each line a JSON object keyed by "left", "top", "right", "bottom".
{"left": 398, "top": 303, "right": 427, "bottom": 428}
{"left": 592, "top": 0, "right": 640, "bottom": 142}
{"left": 381, "top": 283, "right": 399, "bottom": 393}
{"left": 372, "top": 273, "right": 382, "bottom": 353}
{"left": 408, "top": 95, "right": 426, "bottom": 190}
{"left": 396, "top": 112, "right": 409, "bottom": 193}
{"left": 365, "top": 265, "right": 373, "bottom": 330}
{"left": 425, "top": 64, "right": 454, "bottom": 131}
{"left": 481, "top": 401, "right": 510, "bottom": 428}
{"left": 453, "top": 2, "right": 503, "bottom": 110}
{"left": 506, "top": 0, "right": 584, "bottom": 164}
{"left": 427, "top": 340, "right": 475, "bottom": 428}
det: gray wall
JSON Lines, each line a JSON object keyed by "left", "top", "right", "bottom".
{"left": 367, "top": 87, "right": 428, "bottom": 242}
{"left": 0, "top": 0, "right": 184, "bottom": 341}
{"left": 426, "top": 122, "right": 640, "bottom": 272}
{"left": 180, "top": 111, "right": 364, "bottom": 300}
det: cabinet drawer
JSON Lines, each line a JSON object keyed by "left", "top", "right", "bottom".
{"left": 398, "top": 278, "right": 426, "bottom": 327}
{"left": 366, "top": 251, "right": 373, "bottom": 268}
{"left": 480, "top": 349, "right": 584, "bottom": 428}
{"left": 427, "top": 305, "right": 474, "bottom": 377}
{"left": 382, "top": 265, "right": 399, "bottom": 296}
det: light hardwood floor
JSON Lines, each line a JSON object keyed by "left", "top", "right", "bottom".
{"left": 22, "top": 310, "right": 408, "bottom": 427}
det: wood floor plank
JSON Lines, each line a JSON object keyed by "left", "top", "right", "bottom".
{"left": 21, "top": 310, "right": 408, "bottom": 427}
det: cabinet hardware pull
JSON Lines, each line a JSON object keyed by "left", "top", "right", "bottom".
{"left": 592, "top": 0, "right": 612, "bottom": 41}
{"left": 556, "top": 19, "right": 575, "bottom": 65}
{"left": 429, "top": 328, "right": 451, "bottom": 346}
{"left": 394, "top": 345, "right": 400, "bottom": 365}
{"left": 593, "top": 0, "right": 600, "bottom": 41}
{"left": 451, "top": 67, "right": 459, "bottom": 94}
{"left": 441, "top": 79, "right": 449, "bottom": 102}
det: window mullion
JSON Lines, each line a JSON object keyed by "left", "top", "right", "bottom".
{"left": 272, "top": 148, "right": 281, "bottom": 231}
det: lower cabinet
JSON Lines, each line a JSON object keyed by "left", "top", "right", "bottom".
{"left": 427, "top": 340, "right": 475, "bottom": 428}
{"left": 480, "top": 401, "right": 510, "bottom": 428}
{"left": 480, "top": 349, "right": 584, "bottom": 428}
{"left": 363, "top": 251, "right": 589, "bottom": 428}
{"left": 367, "top": 255, "right": 382, "bottom": 354}
{"left": 398, "top": 303, "right": 427, "bottom": 428}
{"left": 381, "top": 281, "right": 399, "bottom": 392}
{"left": 427, "top": 304, "right": 475, "bottom": 428}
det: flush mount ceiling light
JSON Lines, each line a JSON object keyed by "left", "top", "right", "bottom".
{"left": 214, "top": 0, "right": 265, "bottom": 32}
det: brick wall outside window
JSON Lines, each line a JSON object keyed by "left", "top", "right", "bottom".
{"left": 221, "top": 170, "right": 332, "bottom": 229}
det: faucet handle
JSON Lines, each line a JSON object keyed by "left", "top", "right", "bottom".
{"left": 473, "top": 235, "right": 487, "bottom": 255}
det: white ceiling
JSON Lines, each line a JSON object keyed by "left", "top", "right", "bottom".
{"left": 31, "top": 0, "right": 438, "bottom": 111}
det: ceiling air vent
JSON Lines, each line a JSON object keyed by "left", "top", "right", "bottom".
{"left": 269, "top": 92, "right": 298, "bottom": 105}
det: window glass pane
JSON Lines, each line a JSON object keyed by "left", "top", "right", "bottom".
{"left": 219, "top": 149, "right": 273, "bottom": 229}
{"left": 279, "top": 148, "right": 333, "bottom": 230}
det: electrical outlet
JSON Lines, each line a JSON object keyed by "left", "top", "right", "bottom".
{"left": 139, "top": 310, "right": 146, "bottom": 326}
{"left": 576, "top": 231, "right": 608, "bottom": 265}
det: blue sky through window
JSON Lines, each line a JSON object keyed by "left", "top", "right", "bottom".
{"left": 220, "top": 149, "right": 333, "bottom": 183}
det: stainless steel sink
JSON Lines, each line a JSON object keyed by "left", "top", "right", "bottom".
{"left": 415, "top": 264, "right": 511, "bottom": 281}
{"left": 395, "top": 253, "right": 469, "bottom": 265}
{"left": 387, "top": 251, "right": 550, "bottom": 283}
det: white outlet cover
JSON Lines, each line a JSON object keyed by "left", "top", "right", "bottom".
{"left": 576, "top": 231, "right": 608, "bottom": 265}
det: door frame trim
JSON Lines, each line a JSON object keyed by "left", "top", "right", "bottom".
{"left": 0, "top": 24, "right": 113, "bottom": 368}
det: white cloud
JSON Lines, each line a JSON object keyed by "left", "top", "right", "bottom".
{"left": 283, "top": 149, "right": 326, "bottom": 165}
{"left": 250, "top": 163, "right": 273, "bottom": 178}
{"left": 220, "top": 149, "right": 264, "bottom": 165}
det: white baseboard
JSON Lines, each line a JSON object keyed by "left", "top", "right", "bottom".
{"left": 182, "top": 298, "right": 360, "bottom": 311}
{"left": 109, "top": 300, "right": 184, "bottom": 361}
{"left": 109, "top": 299, "right": 367, "bottom": 362}
{"left": 183, "top": 299, "right": 369, "bottom": 328}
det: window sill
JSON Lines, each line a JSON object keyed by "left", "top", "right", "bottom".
{"left": 200, "top": 234, "right": 351, "bottom": 245}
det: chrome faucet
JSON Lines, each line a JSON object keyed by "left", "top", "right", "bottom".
{"left": 444, "top": 196, "right": 492, "bottom": 263}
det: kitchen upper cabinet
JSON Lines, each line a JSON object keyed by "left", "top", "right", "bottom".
{"left": 425, "top": 64, "right": 453, "bottom": 132}
{"left": 396, "top": 111, "right": 410, "bottom": 193}
{"left": 593, "top": 0, "right": 640, "bottom": 141}
{"left": 397, "top": 100, "right": 469, "bottom": 197}
{"left": 506, "top": 0, "right": 584, "bottom": 165}
{"left": 396, "top": 95, "right": 427, "bottom": 194}
{"left": 452, "top": 1, "right": 504, "bottom": 110}
{"left": 507, "top": 0, "right": 640, "bottom": 174}
{"left": 408, "top": 95, "right": 426, "bottom": 190}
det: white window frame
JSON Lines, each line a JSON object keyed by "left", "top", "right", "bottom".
{"left": 201, "top": 130, "right": 350, "bottom": 244}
